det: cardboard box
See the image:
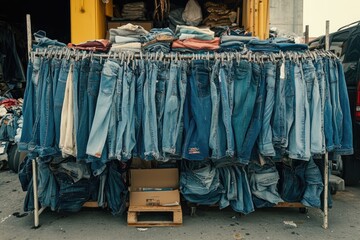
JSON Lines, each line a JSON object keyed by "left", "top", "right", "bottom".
{"left": 107, "top": 21, "right": 153, "bottom": 31}
{"left": 129, "top": 168, "right": 180, "bottom": 207}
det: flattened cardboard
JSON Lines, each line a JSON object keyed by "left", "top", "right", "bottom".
{"left": 130, "top": 168, "right": 179, "bottom": 190}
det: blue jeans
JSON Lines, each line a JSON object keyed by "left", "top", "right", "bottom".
{"left": 143, "top": 61, "right": 160, "bottom": 159}
{"left": 232, "top": 60, "right": 258, "bottom": 162}
{"left": 133, "top": 60, "right": 145, "bottom": 158}
{"left": 323, "top": 58, "right": 335, "bottom": 151}
{"left": 301, "top": 157, "right": 324, "bottom": 208}
{"left": 335, "top": 59, "right": 353, "bottom": 155}
{"left": 302, "top": 59, "right": 323, "bottom": 154}
{"left": 182, "top": 60, "right": 212, "bottom": 160}
{"left": 258, "top": 61, "right": 276, "bottom": 156}
{"left": 37, "top": 158, "right": 59, "bottom": 211}
{"left": 87, "top": 59, "right": 119, "bottom": 158}
{"left": 238, "top": 63, "right": 264, "bottom": 164}
{"left": 54, "top": 58, "right": 71, "bottom": 149}
{"left": 288, "top": 62, "right": 310, "bottom": 160}
{"left": 209, "top": 60, "right": 226, "bottom": 159}
{"left": 162, "top": 61, "right": 188, "bottom": 156}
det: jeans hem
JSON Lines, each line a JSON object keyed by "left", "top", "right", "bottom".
{"left": 288, "top": 153, "right": 311, "bottom": 161}
{"left": 333, "top": 148, "right": 354, "bottom": 155}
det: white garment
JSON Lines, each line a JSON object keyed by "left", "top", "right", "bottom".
{"left": 59, "top": 63, "right": 76, "bottom": 157}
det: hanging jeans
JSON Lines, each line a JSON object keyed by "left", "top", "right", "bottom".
{"left": 301, "top": 157, "right": 324, "bottom": 208}
{"left": 183, "top": 60, "right": 212, "bottom": 160}
{"left": 133, "top": 60, "right": 145, "bottom": 158}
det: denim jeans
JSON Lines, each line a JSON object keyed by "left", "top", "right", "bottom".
{"left": 51, "top": 58, "right": 62, "bottom": 105}
{"left": 247, "top": 39, "right": 280, "bottom": 52}
{"left": 302, "top": 59, "right": 323, "bottom": 154}
{"left": 37, "top": 158, "right": 59, "bottom": 211}
{"left": 162, "top": 61, "right": 187, "bottom": 156}
{"left": 182, "top": 60, "right": 212, "bottom": 160}
{"left": 238, "top": 63, "right": 264, "bottom": 164}
{"left": 219, "top": 61, "right": 235, "bottom": 157}
{"left": 105, "top": 161, "right": 128, "bottom": 215}
{"left": 258, "top": 61, "right": 276, "bottom": 156}
{"left": 277, "top": 159, "right": 307, "bottom": 202}
{"left": 218, "top": 167, "right": 237, "bottom": 209}
{"left": 335, "top": 59, "right": 353, "bottom": 155}
{"left": 38, "top": 58, "right": 57, "bottom": 157}
{"left": 133, "top": 60, "right": 145, "bottom": 157}
{"left": 143, "top": 60, "right": 159, "bottom": 159}
{"left": 232, "top": 60, "right": 258, "bottom": 162}
{"left": 301, "top": 157, "right": 323, "bottom": 208}
{"left": 54, "top": 58, "right": 71, "bottom": 149}
{"left": 87, "top": 60, "right": 119, "bottom": 158}
{"left": 209, "top": 60, "right": 226, "bottom": 159}
{"left": 230, "top": 166, "right": 254, "bottom": 214}
{"left": 288, "top": 61, "right": 310, "bottom": 160}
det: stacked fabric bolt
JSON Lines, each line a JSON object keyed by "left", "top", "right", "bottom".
{"left": 109, "top": 23, "right": 149, "bottom": 52}
{"left": 172, "top": 25, "right": 220, "bottom": 52}
{"left": 121, "top": 1, "right": 146, "bottom": 20}
{"left": 142, "top": 28, "right": 175, "bottom": 53}
{"left": 202, "top": 2, "right": 237, "bottom": 28}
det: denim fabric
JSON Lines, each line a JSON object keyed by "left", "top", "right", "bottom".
{"left": 143, "top": 61, "right": 159, "bottom": 159}
{"left": 247, "top": 39, "right": 280, "bottom": 52}
{"left": 54, "top": 59, "right": 71, "bottom": 148}
{"left": 314, "top": 157, "right": 333, "bottom": 209}
{"left": 71, "top": 60, "right": 81, "bottom": 152}
{"left": 18, "top": 156, "right": 33, "bottom": 191}
{"left": 162, "top": 61, "right": 187, "bottom": 156}
{"left": 274, "top": 43, "right": 308, "bottom": 52}
{"left": 183, "top": 60, "right": 212, "bottom": 160}
{"left": 133, "top": 60, "right": 145, "bottom": 157}
{"left": 230, "top": 166, "right": 255, "bottom": 214}
{"left": 232, "top": 60, "right": 258, "bottom": 162}
{"left": 314, "top": 58, "right": 327, "bottom": 153}
{"left": 24, "top": 178, "right": 38, "bottom": 212}
{"left": 51, "top": 58, "right": 62, "bottom": 102}
{"left": 238, "top": 63, "right": 264, "bottom": 164}
{"left": 97, "top": 167, "right": 108, "bottom": 208}
{"left": 87, "top": 60, "right": 119, "bottom": 158}
{"left": 37, "top": 158, "right": 59, "bottom": 211}
{"left": 288, "top": 61, "right": 311, "bottom": 160}
{"left": 323, "top": 59, "right": 335, "bottom": 151}
{"left": 335, "top": 59, "right": 353, "bottom": 155}
{"left": 219, "top": 61, "right": 235, "bottom": 157}
{"left": 105, "top": 161, "right": 128, "bottom": 215}
{"left": 180, "top": 160, "right": 224, "bottom": 205}
{"left": 302, "top": 59, "right": 323, "bottom": 154}
{"left": 248, "top": 157, "right": 283, "bottom": 205}
{"left": 277, "top": 159, "right": 307, "bottom": 202}
{"left": 209, "top": 60, "right": 226, "bottom": 159}
{"left": 218, "top": 167, "right": 237, "bottom": 209}
{"left": 38, "top": 59, "right": 57, "bottom": 156}
{"left": 155, "top": 61, "right": 170, "bottom": 160}
{"left": 19, "top": 61, "right": 34, "bottom": 151}
{"left": 328, "top": 59, "right": 343, "bottom": 149}
{"left": 143, "top": 43, "right": 171, "bottom": 53}
{"left": 301, "top": 157, "right": 323, "bottom": 208}
{"left": 258, "top": 61, "right": 276, "bottom": 156}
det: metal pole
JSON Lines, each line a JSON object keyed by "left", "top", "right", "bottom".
{"left": 32, "top": 158, "right": 39, "bottom": 228}
{"left": 325, "top": 20, "right": 330, "bottom": 51}
{"left": 26, "top": 14, "right": 32, "bottom": 58}
{"left": 323, "top": 152, "right": 329, "bottom": 229}
{"left": 305, "top": 25, "right": 309, "bottom": 44}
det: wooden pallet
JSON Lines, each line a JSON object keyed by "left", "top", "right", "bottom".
{"left": 127, "top": 205, "right": 182, "bottom": 227}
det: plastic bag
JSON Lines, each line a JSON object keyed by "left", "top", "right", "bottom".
{"left": 182, "top": 0, "right": 203, "bottom": 26}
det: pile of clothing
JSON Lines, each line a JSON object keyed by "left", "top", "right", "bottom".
{"left": 172, "top": 25, "right": 219, "bottom": 52}
{"left": 202, "top": 2, "right": 237, "bottom": 28}
{"left": 142, "top": 28, "right": 175, "bottom": 53}
{"left": 121, "top": 1, "right": 146, "bottom": 20}
{"left": 109, "top": 23, "right": 149, "bottom": 52}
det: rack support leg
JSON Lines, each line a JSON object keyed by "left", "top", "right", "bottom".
{"left": 323, "top": 152, "right": 329, "bottom": 229}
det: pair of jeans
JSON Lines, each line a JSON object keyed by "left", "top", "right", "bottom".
{"left": 277, "top": 159, "right": 307, "bottom": 202}
{"left": 323, "top": 58, "right": 335, "bottom": 151}
{"left": 133, "top": 60, "right": 145, "bottom": 157}
{"left": 232, "top": 60, "right": 258, "bottom": 163}
{"left": 246, "top": 39, "right": 280, "bottom": 52}
{"left": 54, "top": 58, "right": 71, "bottom": 149}
{"left": 105, "top": 161, "right": 128, "bottom": 215}
{"left": 37, "top": 157, "right": 59, "bottom": 211}
{"left": 238, "top": 63, "right": 264, "bottom": 164}
{"left": 180, "top": 160, "right": 224, "bottom": 205}
{"left": 288, "top": 61, "right": 310, "bottom": 160}
{"left": 218, "top": 166, "right": 237, "bottom": 209}
{"left": 258, "top": 61, "right": 276, "bottom": 156}
{"left": 335, "top": 59, "right": 353, "bottom": 155}
{"left": 87, "top": 60, "right": 119, "bottom": 158}
{"left": 182, "top": 60, "right": 212, "bottom": 160}
{"left": 301, "top": 157, "right": 324, "bottom": 208}
{"left": 162, "top": 61, "right": 188, "bottom": 156}
{"left": 302, "top": 59, "right": 323, "bottom": 154}
{"left": 209, "top": 60, "right": 226, "bottom": 159}
{"left": 248, "top": 156, "right": 283, "bottom": 206}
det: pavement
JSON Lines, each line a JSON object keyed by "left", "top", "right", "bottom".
{"left": 1, "top": 169, "right": 360, "bottom": 240}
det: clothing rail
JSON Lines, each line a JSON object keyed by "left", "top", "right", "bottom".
{"left": 29, "top": 47, "right": 338, "bottom": 63}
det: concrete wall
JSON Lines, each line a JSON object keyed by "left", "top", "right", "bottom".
{"left": 269, "top": 0, "right": 303, "bottom": 37}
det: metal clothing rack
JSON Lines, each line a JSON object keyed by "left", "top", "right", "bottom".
{"left": 25, "top": 14, "right": 331, "bottom": 229}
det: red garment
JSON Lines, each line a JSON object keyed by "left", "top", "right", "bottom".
{"left": 172, "top": 37, "right": 220, "bottom": 50}
{"left": 0, "top": 98, "right": 18, "bottom": 109}
{"left": 68, "top": 39, "right": 111, "bottom": 52}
